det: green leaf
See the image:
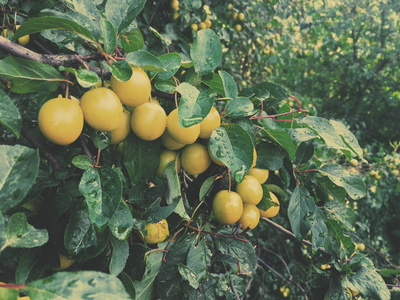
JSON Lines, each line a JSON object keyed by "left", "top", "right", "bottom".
{"left": 133, "top": 249, "right": 163, "bottom": 300}
{"left": 324, "top": 201, "right": 355, "bottom": 231}
{"left": 249, "top": 82, "right": 289, "bottom": 107}
{"left": 199, "top": 175, "right": 217, "bottom": 201}
{"left": 319, "top": 164, "right": 366, "bottom": 200}
{"left": 316, "top": 176, "right": 347, "bottom": 202}
{"left": 217, "top": 237, "right": 257, "bottom": 274}
{"left": 295, "top": 142, "right": 314, "bottom": 164}
{"left": 202, "top": 72, "right": 225, "bottom": 96}
{"left": 120, "top": 29, "right": 144, "bottom": 53}
{"left": 209, "top": 124, "right": 254, "bottom": 182}
{"left": 109, "top": 236, "right": 129, "bottom": 276}
{"left": 0, "top": 145, "right": 39, "bottom": 213}
{"left": 0, "top": 90, "right": 22, "bottom": 137}
{"left": 79, "top": 166, "right": 122, "bottom": 230}
{"left": 290, "top": 128, "right": 319, "bottom": 143}
{"left": 299, "top": 116, "right": 347, "bottom": 151}
{"left": 142, "top": 198, "right": 179, "bottom": 223}
{"left": 156, "top": 53, "right": 182, "bottom": 81}
{"left": 0, "top": 57, "right": 63, "bottom": 94}
{"left": 165, "top": 161, "right": 190, "bottom": 220}
{"left": 154, "top": 79, "right": 176, "bottom": 94}
{"left": 176, "top": 83, "right": 215, "bottom": 127}
{"left": 109, "top": 200, "right": 134, "bottom": 241}
{"left": 13, "top": 16, "right": 96, "bottom": 43}
{"left": 123, "top": 134, "right": 161, "bottom": 185}
{"left": 219, "top": 70, "right": 238, "bottom": 100}
{"left": 256, "top": 141, "right": 285, "bottom": 170}
{"left": 177, "top": 264, "right": 199, "bottom": 289}
{"left": 311, "top": 207, "right": 328, "bottom": 251}
{"left": 89, "top": 129, "right": 111, "bottom": 150}
{"left": 25, "top": 271, "right": 131, "bottom": 299}
{"left": 101, "top": 18, "right": 117, "bottom": 54}
{"left": 225, "top": 97, "right": 254, "bottom": 118}
{"left": 72, "top": 155, "right": 93, "bottom": 170}
{"left": 257, "top": 185, "right": 276, "bottom": 211}
{"left": 119, "top": 272, "right": 136, "bottom": 299}
{"left": 125, "top": 50, "right": 166, "bottom": 72}
{"left": 59, "top": 67, "right": 99, "bottom": 88}
{"left": 330, "top": 120, "right": 363, "bottom": 158}
{"left": 187, "top": 239, "right": 212, "bottom": 277}
{"left": 109, "top": 60, "right": 133, "bottom": 82}
{"left": 190, "top": 29, "right": 222, "bottom": 76}
{"left": 64, "top": 208, "right": 109, "bottom": 260}
{"left": 258, "top": 118, "right": 297, "bottom": 160}
{"left": 288, "top": 186, "right": 315, "bottom": 238}
{"left": 325, "top": 219, "right": 355, "bottom": 258}
{"left": 149, "top": 26, "right": 172, "bottom": 46}
{"left": 346, "top": 266, "right": 390, "bottom": 300}
{"left": 105, "top": 0, "right": 146, "bottom": 32}
{"left": 1, "top": 213, "right": 48, "bottom": 251}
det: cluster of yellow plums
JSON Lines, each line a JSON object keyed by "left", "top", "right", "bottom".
{"left": 38, "top": 66, "right": 155, "bottom": 146}
{"left": 212, "top": 166, "right": 280, "bottom": 231}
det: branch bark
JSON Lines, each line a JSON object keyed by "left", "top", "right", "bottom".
{"left": 0, "top": 36, "right": 107, "bottom": 76}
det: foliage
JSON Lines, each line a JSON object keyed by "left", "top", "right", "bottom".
{"left": 0, "top": 0, "right": 398, "bottom": 299}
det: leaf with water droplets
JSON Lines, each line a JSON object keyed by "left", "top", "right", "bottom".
{"left": 190, "top": 29, "right": 222, "bottom": 76}
{"left": 79, "top": 166, "right": 122, "bottom": 230}
{"left": 25, "top": 271, "right": 131, "bottom": 299}
{"left": 330, "top": 120, "right": 363, "bottom": 158}
{"left": 176, "top": 83, "right": 215, "bottom": 127}
{"left": 209, "top": 124, "right": 254, "bottom": 182}
{"left": 319, "top": 164, "right": 366, "bottom": 200}
{"left": 288, "top": 186, "right": 316, "bottom": 238}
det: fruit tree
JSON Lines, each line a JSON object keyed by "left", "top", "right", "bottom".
{"left": 0, "top": 0, "right": 397, "bottom": 299}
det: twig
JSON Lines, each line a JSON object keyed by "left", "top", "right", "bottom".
{"left": 261, "top": 246, "right": 292, "bottom": 280}
{"left": 79, "top": 135, "right": 95, "bottom": 163}
{"left": 21, "top": 127, "right": 61, "bottom": 171}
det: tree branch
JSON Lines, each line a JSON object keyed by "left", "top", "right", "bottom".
{"left": 0, "top": 36, "right": 107, "bottom": 76}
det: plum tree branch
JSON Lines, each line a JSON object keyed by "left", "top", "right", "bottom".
{"left": 0, "top": 36, "right": 107, "bottom": 76}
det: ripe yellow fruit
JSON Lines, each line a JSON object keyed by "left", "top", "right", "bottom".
{"left": 356, "top": 243, "right": 365, "bottom": 251}
{"left": 199, "top": 22, "right": 207, "bottom": 30}
{"left": 181, "top": 143, "right": 211, "bottom": 175}
{"left": 238, "top": 204, "right": 260, "bottom": 230}
{"left": 80, "top": 87, "right": 123, "bottom": 132}
{"left": 204, "top": 18, "right": 212, "bottom": 28}
{"left": 53, "top": 253, "right": 75, "bottom": 271}
{"left": 236, "top": 175, "right": 263, "bottom": 205}
{"left": 191, "top": 23, "right": 199, "bottom": 32}
{"left": 110, "top": 110, "right": 131, "bottom": 144}
{"left": 259, "top": 192, "right": 280, "bottom": 218}
{"left": 171, "top": 0, "right": 179, "bottom": 10}
{"left": 131, "top": 102, "right": 167, "bottom": 141}
{"left": 350, "top": 158, "right": 358, "bottom": 166}
{"left": 232, "top": 12, "right": 238, "bottom": 20}
{"left": 247, "top": 168, "right": 269, "bottom": 184}
{"left": 212, "top": 190, "right": 243, "bottom": 225}
{"left": 238, "top": 13, "right": 245, "bottom": 21}
{"left": 110, "top": 66, "right": 151, "bottom": 107}
{"left": 199, "top": 106, "right": 221, "bottom": 139}
{"left": 144, "top": 219, "right": 169, "bottom": 244}
{"left": 2, "top": 25, "right": 30, "bottom": 46}
{"left": 235, "top": 24, "right": 242, "bottom": 32}
{"left": 38, "top": 97, "right": 84, "bottom": 145}
{"left": 173, "top": 11, "right": 180, "bottom": 20}
{"left": 161, "top": 130, "right": 186, "bottom": 150}
{"left": 167, "top": 108, "right": 200, "bottom": 144}
{"left": 156, "top": 150, "right": 181, "bottom": 178}
{"left": 227, "top": 4, "right": 233, "bottom": 10}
